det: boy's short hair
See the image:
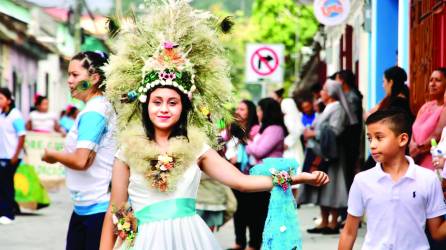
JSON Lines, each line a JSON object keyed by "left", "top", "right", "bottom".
{"left": 365, "top": 108, "right": 412, "bottom": 139}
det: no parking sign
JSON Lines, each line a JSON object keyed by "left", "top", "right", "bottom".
{"left": 245, "top": 44, "right": 284, "bottom": 83}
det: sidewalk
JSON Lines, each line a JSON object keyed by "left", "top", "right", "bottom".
{"left": 216, "top": 204, "right": 365, "bottom": 250}
{"left": 0, "top": 188, "right": 365, "bottom": 250}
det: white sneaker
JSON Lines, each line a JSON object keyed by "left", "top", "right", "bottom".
{"left": 0, "top": 216, "right": 13, "bottom": 225}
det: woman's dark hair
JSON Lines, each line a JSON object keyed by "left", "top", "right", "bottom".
{"left": 336, "top": 69, "right": 363, "bottom": 99}
{"left": 380, "top": 66, "right": 409, "bottom": 109}
{"left": 228, "top": 100, "right": 259, "bottom": 144}
{"left": 274, "top": 88, "right": 285, "bottom": 99}
{"left": 434, "top": 67, "right": 446, "bottom": 79}
{"left": 229, "top": 122, "right": 247, "bottom": 144}
{"left": 71, "top": 51, "right": 109, "bottom": 92}
{"left": 34, "top": 95, "right": 48, "bottom": 107}
{"left": 310, "top": 82, "right": 322, "bottom": 95}
{"left": 67, "top": 106, "right": 78, "bottom": 117}
{"left": 241, "top": 99, "right": 258, "bottom": 137}
{"left": 141, "top": 86, "right": 192, "bottom": 140}
{"left": 0, "top": 87, "right": 15, "bottom": 115}
{"left": 258, "top": 97, "right": 288, "bottom": 136}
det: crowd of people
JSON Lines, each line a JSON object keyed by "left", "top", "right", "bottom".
{"left": 1, "top": 1, "right": 446, "bottom": 249}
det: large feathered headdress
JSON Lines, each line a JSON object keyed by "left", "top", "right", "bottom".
{"left": 104, "top": 0, "right": 233, "bottom": 145}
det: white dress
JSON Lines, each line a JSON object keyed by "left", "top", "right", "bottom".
{"left": 117, "top": 145, "right": 222, "bottom": 250}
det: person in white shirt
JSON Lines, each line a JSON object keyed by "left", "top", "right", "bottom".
{"left": 27, "top": 95, "right": 61, "bottom": 133}
{"left": 339, "top": 109, "right": 446, "bottom": 250}
{"left": 42, "top": 51, "right": 116, "bottom": 250}
{"left": 0, "top": 88, "right": 26, "bottom": 225}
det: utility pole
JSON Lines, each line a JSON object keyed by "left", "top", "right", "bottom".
{"left": 74, "top": 0, "right": 82, "bottom": 52}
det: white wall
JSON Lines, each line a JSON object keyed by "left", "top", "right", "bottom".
{"left": 37, "top": 54, "right": 70, "bottom": 115}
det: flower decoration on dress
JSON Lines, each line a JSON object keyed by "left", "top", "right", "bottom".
{"left": 270, "top": 168, "right": 292, "bottom": 192}
{"left": 112, "top": 203, "right": 138, "bottom": 248}
{"left": 147, "top": 153, "right": 177, "bottom": 192}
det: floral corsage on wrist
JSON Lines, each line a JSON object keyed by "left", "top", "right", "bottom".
{"left": 270, "top": 168, "right": 293, "bottom": 191}
{"left": 148, "top": 153, "right": 177, "bottom": 192}
{"left": 112, "top": 204, "right": 138, "bottom": 248}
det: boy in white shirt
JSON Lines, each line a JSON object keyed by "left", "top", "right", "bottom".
{"left": 339, "top": 109, "right": 446, "bottom": 250}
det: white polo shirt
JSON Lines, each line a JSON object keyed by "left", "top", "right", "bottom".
{"left": 0, "top": 108, "right": 26, "bottom": 159}
{"left": 64, "top": 96, "right": 116, "bottom": 215}
{"left": 348, "top": 156, "right": 446, "bottom": 250}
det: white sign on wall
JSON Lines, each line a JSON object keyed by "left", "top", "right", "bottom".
{"left": 314, "top": 0, "right": 351, "bottom": 26}
{"left": 245, "top": 44, "right": 284, "bottom": 83}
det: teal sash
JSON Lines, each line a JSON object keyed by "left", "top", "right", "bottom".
{"left": 135, "top": 198, "right": 196, "bottom": 224}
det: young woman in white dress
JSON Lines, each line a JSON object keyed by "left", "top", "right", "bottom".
{"left": 99, "top": 2, "right": 329, "bottom": 249}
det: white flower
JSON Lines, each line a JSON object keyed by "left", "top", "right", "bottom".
{"left": 280, "top": 225, "right": 287, "bottom": 232}
{"left": 138, "top": 86, "right": 144, "bottom": 93}
{"left": 269, "top": 168, "right": 277, "bottom": 174}
{"left": 158, "top": 154, "right": 173, "bottom": 163}
{"left": 166, "top": 78, "right": 173, "bottom": 85}
{"left": 160, "top": 165, "right": 167, "bottom": 171}
{"left": 161, "top": 80, "right": 166, "bottom": 86}
{"left": 138, "top": 95, "right": 147, "bottom": 103}
{"left": 145, "top": 82, "right": 151, "bottom": 88}
{"left": 117, "top": 223, "right": 123, "bottom": 231}
{"left": 112, "top": 214, "right": 118, "bottom": 224}
{"left": 143, "top": 87, "right": 148, "bottom": 93}
{"left": 190, "top": 85, "right": 196, "bottom": 93}
{"left": 172, "top": 81, "right": 178, "bottom": 87}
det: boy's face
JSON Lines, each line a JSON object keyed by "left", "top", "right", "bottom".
{"left": 366, "top": 121, "right": 409, "bottom": 164}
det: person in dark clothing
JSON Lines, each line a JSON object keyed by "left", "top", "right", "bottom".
{"left": 363, "top": 66, "right": 414, "bottom": 170}
{"left": 335, "top": 70, "right": 364, "bottom": 191}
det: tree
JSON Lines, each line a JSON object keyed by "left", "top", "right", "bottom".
{"left": 251, "top": 0, "right": 318, "bottom": 91}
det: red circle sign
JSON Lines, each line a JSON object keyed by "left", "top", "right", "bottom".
{"left": 250, "top": 47, "right": 279, "bottom": 76}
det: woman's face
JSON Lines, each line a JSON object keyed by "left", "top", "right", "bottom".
{"left": 429, "top": 70, "right": 446, "bottom": 99}
{"left": 37, "top": 99, "right": 49, "bottom": 113}
{"left": 383, "top": 76, "right": 392, "bottom": 96}
{"left": 256, "top": 106, "right": 263, "bottom": 123}
{"left": 67, "top": 59, "right": 95, "bottom": 101}
{"left": 148, "top": 88, "right": 183, "bottom": 132}
{"left": 235, "top": 102, "right": 248, "bottom": 123}
{"left": 320, "top": 86, "right": 330, "bottom": 104}
{"left": 301, "top": 101, "right": 314, "bottom": 115}
{"left": 0, "top": 93, "right": 10, "bottom": 110}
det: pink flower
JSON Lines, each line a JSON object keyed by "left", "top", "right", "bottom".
{"left": 164, "top": 41, "right": 174, "bottom": 49}
{"left": 164, "top": 163, "right": 173, "bottom": 170}
{"left": 119, "top": 231, "right": 128, "bottom": 239}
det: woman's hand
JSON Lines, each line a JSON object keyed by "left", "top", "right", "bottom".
{"left": 303, "top": 128, "right": 316, "bottom": 140}
{"left": 10, "top": 155, "right": 19, "bottom": 165}
{"left": 42, "top": 149, "right": 57, "bottom": 164}
{"left": 293, "top": 171, "right": 329, "bottom": 187}
{"left": 434, "top": 157, "right": 446, "bottom": 170}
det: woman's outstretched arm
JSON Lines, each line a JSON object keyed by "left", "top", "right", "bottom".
{"left": 199, "top": 149, "right": 329, "bottom": 192}
{"left": 100, "top": 159, "right": 130, "bottom": 250}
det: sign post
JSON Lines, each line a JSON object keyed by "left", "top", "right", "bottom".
{"left": 245, "top": 44, "right": 284, "bottom": 98}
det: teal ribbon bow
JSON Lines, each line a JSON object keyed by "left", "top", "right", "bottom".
{"left": 135, "top": 198, "right": 196, "bottom": 224}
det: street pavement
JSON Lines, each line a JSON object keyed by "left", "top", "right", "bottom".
{"left": 0, "top": 188, "right": 364, "bottom": 250}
